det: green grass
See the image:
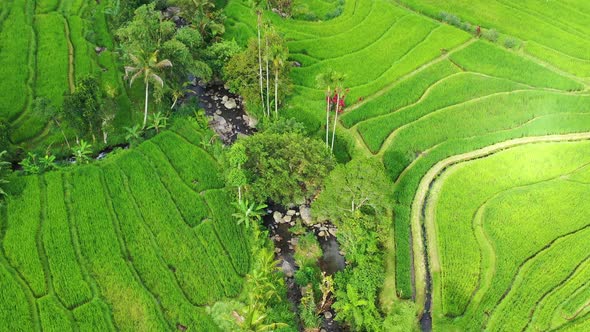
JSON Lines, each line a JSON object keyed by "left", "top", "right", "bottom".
{"left": 449, "top": 40, "right": 584, "bottom": 91}
{"left": 357, "top": 72, "right": 527, "bottom": 152}
{"left": 3, "top": 176, "right": 46, "bottom": 297}
{"left": 72, "top": 300, "right": 115, "bottom": 331}
{"left": 428, "top": 142, "right": 590, "bottom": 330}
{"left": 0, "top": 262, "right": 35, "bottom": 331}
{"left": 383, "top": 92, "right": 590, "bottom": 180}
{"left": 34, "top": 13, "right": 70, "bottom": 108}
{"left": 0, "top": 0, "right": 33, "bottom": 122}
{"left": 43, "top": 171, "right": 92, "bottom": 309}
{"left": 389, "top": 112, "right": 590, "bottom": 299}
{"left": 341, "top": 59, "right": 459, "bottom": 128}
{"left": 39, "top": 295, "right": 75, "bottom": 332}
{"left": 0, "top": 0, "right": 134, "bottom": 150}
{"left": 399, "top": 0, "right": 590, "bottom": 75}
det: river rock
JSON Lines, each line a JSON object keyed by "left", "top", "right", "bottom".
{"left": 281, "top": 261, "right": 294, "bottom": 278}
{"left": 291, "top": 237, "right": 299, "bottom": 246}
{"left": 215, "top": 110, "right": 222, "bottom": 115}
{"left": 324, "top": 311, "right": 333, "bottom": 319}
{"left": 275, "top": 248, "right": 281, "bottom": 253}
{"left": 273, "top": 211, "right": 283, "bottom": 224}
{"left": 318, "top": 230, "right": 327, "bottom": 238}
{"left": 329, "top": 228, "right": 337, "bottom": 236}
{"left": 286, "top": 209, "right": 296, "bottom": 216}
{"left": 247, "top": 115, "right": 258, "bottom": 128}
{"left": 290, "top": 221, "right": 295, "bottom": 226}
{"left": 300, "top": 205, "right": 313, "bottom": 225}
{"left": 292, "top": 61, "right": 302, "bottom": 67}
{"left": 224, "top": 98, "right": 237, "bottom": 109}
{"left": 283, "top": 215, "right": 292, "bottom": 223}
{"left": 222, "top": 95, "right": 228, "bottom": 102}
{"left": 319, "top": 226, "right": 327, "bottom": 231}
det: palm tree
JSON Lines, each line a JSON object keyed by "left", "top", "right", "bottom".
{"left": 316, "top": 69, "right": 336, "bottom": 148}
{"left": 271, "top": 44, "right": 287, "bottom": 118}
{"left": 330, "top": 72, "right": 346, "bottom": 152}
{"left": 125, "top": 51, "right": 172, "bottom": 128}
{"left": 0, "top": 150, "right": 10, "bottom": 200}
{"left": 265, "top": 24, "right": 272, "bottom": 118}
{"left": 170, "top": 83, "right": 195, "bottom": 109}
{"left": 248, "top": 0, "right": 266, "bottom": 116}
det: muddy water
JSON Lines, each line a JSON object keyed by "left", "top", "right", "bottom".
{"left": 318, "top": 234, "right": 346, "bottom": 275}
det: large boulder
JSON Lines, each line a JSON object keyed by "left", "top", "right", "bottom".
{"left": 281, "top": 260, "right": 294, "bottom": 278}
{"left": 300, "top": 205, "right": 313, "bottom": 225}
{"left": 273, "top": 211, "right": 283, "bottom": 224}
{"left": 224, "top": 98, "right": 237, "bottom": 109}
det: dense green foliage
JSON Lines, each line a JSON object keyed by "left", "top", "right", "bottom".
{"left": 238, "top": 132, "right": 334, "bottom": 205}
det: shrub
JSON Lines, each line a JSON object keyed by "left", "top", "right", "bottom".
{"left": 439, "top": 11, "right": 460, "bottom": 27}
{"left": 239, "top": 132, "right": 335, "bottom": 206}
{"left": 504, "top": 37, "right": 517, "bottom": 49}
{"left": 482, "top": 28, "right": 499, "bottom": 42}
{"left": 294, "top": 233, "right": 322, "bottom": 268}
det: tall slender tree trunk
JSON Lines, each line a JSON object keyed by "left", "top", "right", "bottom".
{"left": 331, "top": 92, "right": 340, "bottom": 152}
{"left": 274, "top": 69, "right": 279, "bottom": 118}
{"left": 265, "top": 35, "right": 270, "bottom": 117}
{"left": 257, "top": 14, "right": 265, "bottom": 115}
{"left": 325, "top": 88, "right": 331, "bottom": 148}
{"left": 143, "top": 81, "right": 149, "bottom": 128}
{"left": 55, "top": 120, "right": 71, "bottom": 149}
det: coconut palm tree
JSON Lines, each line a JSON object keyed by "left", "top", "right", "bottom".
{"left": 330, "top": 72, "right": 346, "bottom": 152}
{"left": 248, "top": 0, "right": 266, "bottom": 115}
{"left": 265, "top": 24, "right": 273, "bottom": 117}
{"left": 270, "top": 44, "right": 287, "bottom": 118}
{"left": 125, "top": 51, "right": 172, "bottom": 128}
{"left": 316, "top": 69, "right": 337, "bottom": 148}
{"left": 170, "top": 83, "right": 195, "bottom": 109}
{"left": 0, "top": 150, "right": 10, "bottom": 200}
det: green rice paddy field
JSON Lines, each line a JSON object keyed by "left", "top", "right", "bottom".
{"left": 2, "top": 0, "right": 590, "bottom": 330}
{"left": 224, "top": 0, "right": 590, "bottom": 329}
{"left": 0, "top": 120, "right": 249, "bottom": 331}
{"left": 0, "top": 0, "right": 132, "bottom": 148}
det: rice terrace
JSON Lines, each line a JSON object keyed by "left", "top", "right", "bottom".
{"left": 0, "top": 0, "right": 589, "bottom": 331}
